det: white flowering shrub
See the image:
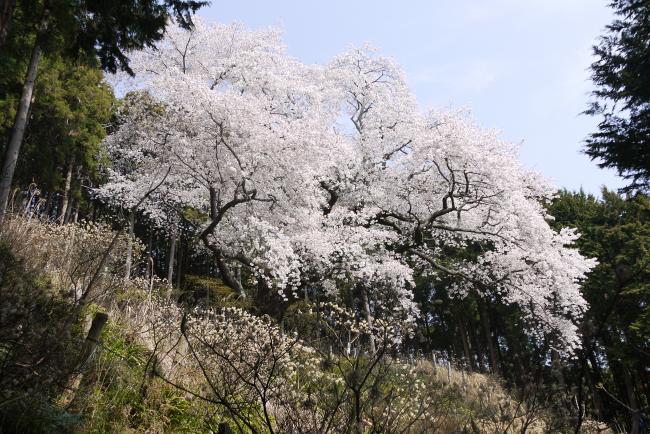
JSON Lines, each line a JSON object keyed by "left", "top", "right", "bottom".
{"left": 118, "top": 297, "right": 448, "bottom": 432}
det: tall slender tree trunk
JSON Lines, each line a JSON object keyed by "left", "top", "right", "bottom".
{"left": 584, "top": 363, "right": 604, "bottom": 420}
{"left": 354, "top": 388, "right": 363, "bottom": 434}
{"left": 176, "top": 234, "right": 183, "bottom": 288}
{"left": 470, "top": 329, "right": 485, "bottom": 372}
{"left": 360, "top": 286, "right": 376, "bottom": 354}
{"left": 147, "top": 229, "right": 154, "bottom": 277}
{"left": 64, "top": 198, "right": 74, "bottom": 224}
{"left": 59, "top": 160, "right": 74, "bottom": 223}
{"left": 586, "top": 347, "right": 605, "bottom": 416}
{"left": 315, "top": 291, "right": 322, "bottom": 348}
{"left": 0, "top": 41, "right": 41, "bottom": 225}
{"left": 166, "top": 230, "right": 176, "bottom": 295}
{"left": 44, "top": 192, "right": 53, "bottom": 217}
{"left": 0, "top": 0, "right": 16, "bottom": 46}
{"left": 479, "top": 301, "right": 499, "bottom": 374}
{"left": 624, "top": 366, "right": 641, "bottom": 434}
{"left": 87, "top": 200, "right": 94, "bottom": 222}
{"left": 124, "top": 211, "right": 135, "bottom": 280}
{"left": 550, "top": 349, "right": 566, "bottom": 389}
{"left": 234, "top": 264, "right": 242, "bottom": 291}
{"left": 459, "top": 319, "right": 474, "bottom": 371}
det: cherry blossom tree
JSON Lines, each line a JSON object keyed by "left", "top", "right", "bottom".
{"left": 101, "top": 22, "right": 343, "bottom": 299}
{"left": 323, "top": 47, "right": 595, "bottom": 353}
{"left": 99, "top": 20, "right": 595, "bottom": 352}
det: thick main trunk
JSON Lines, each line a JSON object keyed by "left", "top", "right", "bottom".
{"left": 201, "top": 188, "right": 248, "bottom": 297}
{"left": 215, "top": 252, "right": 245, "bottom": 297}
{"left": 354, "top": 388, "right": 363, "bottom": 434}
{"left": 59, "top": 160, "right": 74, "bottom": 223}
{"left": 0, "top": 41, "right": 41, "bottom": 224}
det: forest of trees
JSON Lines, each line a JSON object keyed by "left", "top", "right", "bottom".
{"left": 0, "top": 0, "right": 648, "bottom": 433}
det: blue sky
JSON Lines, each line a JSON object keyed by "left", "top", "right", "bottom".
{"left": 201, "top": 0, "right": 624, "bottom": 194}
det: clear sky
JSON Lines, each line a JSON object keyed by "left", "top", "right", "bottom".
{"left": 201, "top": 0, "right": 625, "bottom": 194}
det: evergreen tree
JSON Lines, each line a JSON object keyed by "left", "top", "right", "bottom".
{"left": 0, "top": 5, "right": 115, "bottom": 219}
{"left": 18, "top": 57, "right": 115, "bottom": 219}
{"left": 549, "top": 189, "right": 650, "bottom": 433}
{"left": 0, "top": 0, "right": 208, "bottom": 223}
{"left": 585, "top": 0, "right": 650, "bottom": 192}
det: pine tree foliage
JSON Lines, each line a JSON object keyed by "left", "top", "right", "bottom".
{"left": 549, "top": 189, "right": 650, "bottom": 431}
{"left": 585, "top": 0, "right": 650, "bottom": 191}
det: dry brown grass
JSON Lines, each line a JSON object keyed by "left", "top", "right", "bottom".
{"left": 1, "top": 215, "right": 141, "bottom": 305}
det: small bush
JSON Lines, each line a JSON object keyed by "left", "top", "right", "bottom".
{"left": 179, "top": 274, "right": 250, "bottom": 309}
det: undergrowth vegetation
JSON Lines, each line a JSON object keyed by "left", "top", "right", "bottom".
{"left": 0, "top": 216, "right": 611, "bottom": 433}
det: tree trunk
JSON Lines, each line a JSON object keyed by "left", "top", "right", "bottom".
{"left": 354, "top": 388, "right": 363, "bottom": 434}
{"left": 44, "top": 192, "right": 53, "bottom": 218}
{"left": 168, "top": 335, "right": 188, "bottom": 381}
{"left": 624, "top": 366, "right": 641, "bottom": 434}
{"left": 81, "top": 312, "right": 109, "bottom": 364}
{"left": 479, "top": 301, "right": 499, "bottom": 374}
{"left": 176, "top": 234, "right": 183, "bottom": 288}
{"left": 124, "top": 211, "right": 135, "bottom": 280}
{"left": 360, "top": 286, "right": 376, "bottom": 354}
{"left": 166, "top": 230, "right": 176, "bottom": 294}
{"left": 584, "top": 350, "right": 605, "bottom": 418}
{"left": 59, "top": 160, "right": 74, "bottom": 223}
{"left": 550, "top": 349, "right": 566, "bottom": 389}
{"left": 61, "top": 312, "right": 109, "bottom": 406}
{"left": 147, "top": 229, "right": 154, "bottom": 278}
{"left": 584, "top": 362, "right": 604, "bottom": 420}
{"left": 315, "top": 291, "right": 322, "bottom": 348}
{"left": 64, "top": 198, "right": 74, "bottom": 224}
{"left": 459, "top": 319, "right": 474, "bottom": 371}
{"left": 234, "top": 264, "right": 242, "bottom": 290}
{"left": 215, "top": 252, "right": 245, "bottom": 297}
{"left": 0, "top": 41, "right": 41, "bottom": 225}
{"left": 0, "top": 0, "right": 15, "bottom": 46}
{"left": 87, "top": 201, "right": 94, "bottom": 222}
{"left": 470, "top": 328, "right": 486, "bottom": 372}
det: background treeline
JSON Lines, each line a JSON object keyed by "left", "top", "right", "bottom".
{"left": 0, "top": 1, "right": 114, "bottom": 222}
{"left": 0, "top": 0, "right": 649, "bottom": 433}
